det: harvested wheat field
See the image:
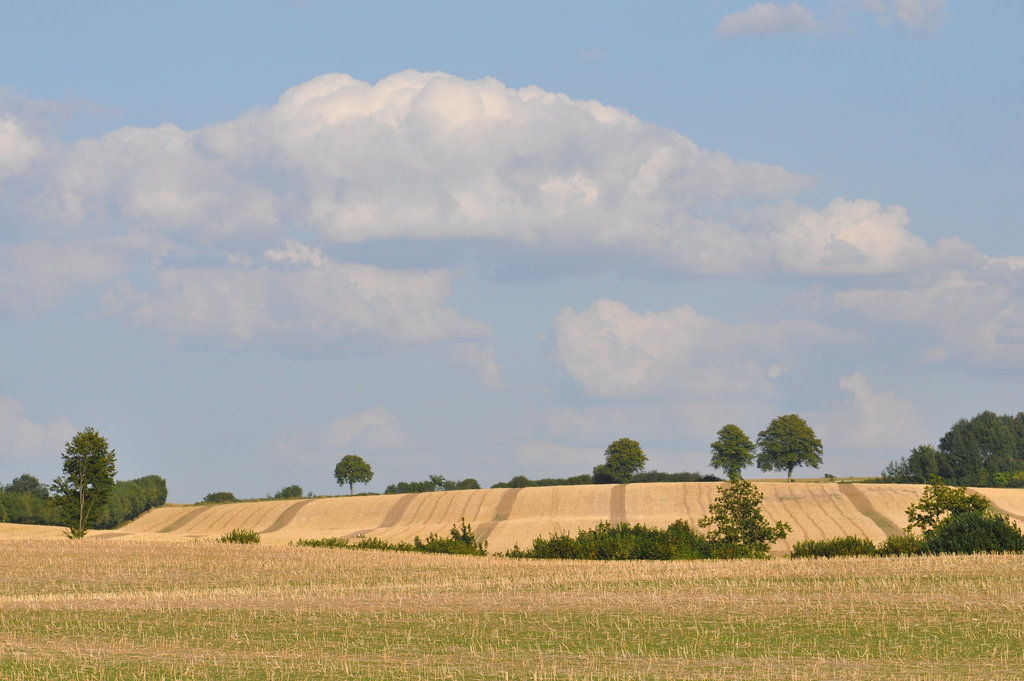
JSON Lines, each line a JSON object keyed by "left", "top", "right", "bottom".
{"left": 102, "top": 482, "right": 959, "bottom": 552}
{"left": 6, "top": 482, "right": 1022, "bottom": 553}
{"left": 1, "top": 539, "right": 1023, "bottom": 680}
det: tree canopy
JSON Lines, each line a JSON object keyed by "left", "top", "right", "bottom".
{"left": 51, "top": 427, "right": 118, "bottom": 539}
{"left": 334, "top": 455, "right": 374, "bottom": 495}
{"left": 593, "top": 438, "right": 647, "bottom": 484}
{"left": 881, "top": 411, "right": 1024, "bottom": 486}
{"left": 698, "top": 477, "right": 790, "bottom": 558}
{"left": 755, "top": 414, "right": 823, "bottom": 482}
{"left": 709, "top": 424, "right": 754, "bottom": 480}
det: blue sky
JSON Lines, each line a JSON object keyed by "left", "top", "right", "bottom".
{"left": 1, "top": 1, "right": 1022, "bottom": 502}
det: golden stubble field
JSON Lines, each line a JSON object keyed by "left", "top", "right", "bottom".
{"left": 36, "top": 481, "right": 1024, "bottom": 555}
{"left": 1, "top": 539, "right": 1023, "bottom": 680}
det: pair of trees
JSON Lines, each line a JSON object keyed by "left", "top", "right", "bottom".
{"left": 710, "top": 414, "right": 823, "bottom": 481}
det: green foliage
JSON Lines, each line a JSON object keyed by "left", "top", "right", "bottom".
{"left": 491, "top": 471, "right": 717, "bottom": 488}
{"left": 920, "top": 510, "right": 1024, "bottom": 555}
{"left": 384, "top": 475, "right": 482, "bottom": 494}
{"left": 0, "top": 490, "right": 58, "bottom": 525}
{"left": 630, "top": 471, "right": 721, "bottom": 483}
{"left": 4, "top": 474, "right": 50, "bottom": 498}
{"left": 491, "top": 474, "right": 594, "bottom": 488}
{"left": 293, "top": 537, "right": 350, "bottom": 548}
{"left": 877, "top": 533, "right": 924, "bottom": 556}
{"left": 593, "top": 438, "right": 647, "bottom": 484}
{"left": 938, "top": 411, "right": 1024, "bottom": 486}
{"left": 219, "top": 528, "right": 261, "bottom": 544}
{"left": 306, "top": 521, "right": 487, "bottom": 556}
{"left": 51, "top": 427, "right": 118, "bottom": 539}
{"left": 885, "top": 411, "right": 1024, "bottom": 486}
{"left": 756, "top": 414, "right": 823, "bottom": 482}
{"left": 203, "top": 491, "right": 237, "bottom": 504}
{"left": 92, "top": 475, "right": 168, "bottom": 529}
{"left": 334, "top": 454, "right": 374, "bottom": 495}
{"left": 273, "top": 485, "right": 303, "bottom": 499}
{"left": 413, "top": 519, "right": 487, "bottom": 556}
{"left": 509, "top": 520, "right": 709, "bottom": 560}
{"left": 880, "top": 444, "right": 955, "bottom": 483}
{"left": 790, "top": 536, "right": 877, "bottom": 559}
{"left": 905, "top": 476, "right": 990, "bottom": 534}
{"left": 698, "top": 477, "right": 790, "bottom": 558}
{"left": 1, "top": 474, "right": 165, "bottom": 528}
{"left": 710, "top": 424, "right": 754, "bottom": 479}
{"left": 992, "top": 471, "right": 1024, "bottom": 488}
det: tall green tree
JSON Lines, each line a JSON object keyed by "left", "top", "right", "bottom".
{"left": 593, "top": 438, "right": 647, "bottom": 484}
{"left": 756, "top": 414, "right": 823, "bottom": 482}
{"left": 51, "top": 427, "right": 117, "bottom": 539}
{"left": 709, "top": 424, "right": 754, "bottom": 480}
{"left": 334, "top": 454, "right": 373, "bottom": 495}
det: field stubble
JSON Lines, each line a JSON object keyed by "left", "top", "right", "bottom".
{"left": 1, "top": 540, "right": 1023, "bottom": 680}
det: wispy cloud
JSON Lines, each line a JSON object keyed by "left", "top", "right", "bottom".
{"left": 717, "top": 2, "right": 821, "bottom": 38}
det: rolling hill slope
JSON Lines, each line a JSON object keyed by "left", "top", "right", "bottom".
{"left": 7, "top": 482, "right": 1024, "bottom": 553}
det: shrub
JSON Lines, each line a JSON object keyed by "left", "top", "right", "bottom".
{"left": 877, "top": 533, "right": 924, "bottom": 556}
{"left": 273, "top": 485, "right": 303, "bottom": 500}
{"left": 353, "top": 536, "right": 415, "bottom": 552}
{"left": 791, "top": 536, "right": 877, "bottom": 559}
{"left": 905, "top": 476, "right": 989, "bottom": 534}
{"left": 413, "top": 519, "right": 487, "bottom": 556}
{"left": 921, "top": 511, "right": 1024, "bottom": 555}
{"left": 203, "top": 491, "right": 237, "bottom": 504}
{"left": 699, "top": 477, "right": 790, "bottom": 559}
{"left": 219, "top": 528, "right": 261, "bottom": 544}
{"left": 294, "top": 537, "right": 349, "bottom": 548}
{"left": 509, "top": 520, "right": 709, "bottom": 561}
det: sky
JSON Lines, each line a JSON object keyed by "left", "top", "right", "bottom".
{"left": 1, "top": 1, "right": 1022, "bottom": 502}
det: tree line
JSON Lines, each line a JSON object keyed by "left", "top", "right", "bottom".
{"left": 1, "top": 427, "right": 167, "bottom": 536}
{"left": 0, "top": 472, "right": 166, "bottom": 529}
{"left": 881, "top": 411, "right": 1024, "bottom": 487}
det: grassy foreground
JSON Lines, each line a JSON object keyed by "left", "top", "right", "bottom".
{"left": 1, "top": 540, "right": 1022, "bottom": 680}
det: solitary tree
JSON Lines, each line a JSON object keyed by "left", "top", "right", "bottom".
{"left": 709, "top": 424, "right": 754, "bottom": 480}
{"left": 698, "top": 477, "right": 790, "bottom": 558}
{"left": 593, "top": 438, "right": 647, "bottom": 484}
{"left": 334, "top": 455, "right": 373, "bottom": 495}
{"left": 756, "top": 414, "right": 823, "bottom": 482}
{"left": 51, "top": 427, "right": 117, "bottom": 539}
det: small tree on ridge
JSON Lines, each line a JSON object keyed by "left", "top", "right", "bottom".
{"left": 335, "top": 455, "right": 373, "bottom": 495}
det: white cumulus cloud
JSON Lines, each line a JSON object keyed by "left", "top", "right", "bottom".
{"left": 835, "top": 269, "right": 1024, "bottom": 366}
{"left": 0, "top": 116, "right": 45, "bottom": 182}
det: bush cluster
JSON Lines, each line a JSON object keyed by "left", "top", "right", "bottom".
{"left": 384, "top": 476, "right": 481, "bottom": 494}
{"left": 219, "top": 528, "right": 261, "bottom": 544}
{"left": 296, "top": 520, "right": 487, "bottom": 556}
{"left": 505, "top": 520, "right": 708, "bottom": 560}
{"left": 792, "top": 478, "right": 1024, "bottom": 559}
{"left": 790, "top": 536, "right": 877, "bottom": 558}
{"left": 491, "top": 471, "right": 718, "bottom": 489}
